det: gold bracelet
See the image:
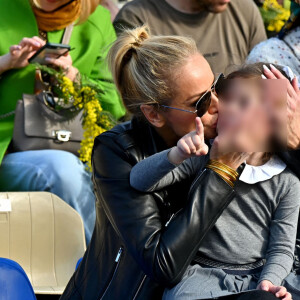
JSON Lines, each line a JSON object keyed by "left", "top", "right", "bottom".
{"left": 206, "top": 165, "right": 235, "bottom": 187}
{"left": 206, "top": 161, "right": 239, "bottom": 180}
{"left": 207, "top": 164, "right": 238, "bottom": 182}
{"left": 206, "top": 160, "right": 239, "bottom": 187}
{"left": 210, "top": 168, "right": 235, "bottom": 187}
{"left": 208, "top": 160, "right": 239, "bottom": 177}
{"left": 205, "top": 165, "right": 237, "bottom": 181}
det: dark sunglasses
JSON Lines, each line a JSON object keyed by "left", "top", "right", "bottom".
{"left": 160, "top": 73, "right": 225, "bottom": 117}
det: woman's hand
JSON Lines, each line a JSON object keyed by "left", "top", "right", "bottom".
{"left": 263, "top": 64, "right": 300, "bottom": 150}
{"left": 210, "top": 135, "right": 250, "bottom": 170}
{"left": 257, "top": 280, "right": 292, "bottom": 300}
{"left": 168, "top": 117, "right": 209, "bottom": 165}
{"left": 0, "top": 36, "right": 45, "bottom": 74}
{"left": 210, "top": 117, "right": 251, "bottom": 170}
{"left": 45, "top": 53, "right": 79, "bottom": 81}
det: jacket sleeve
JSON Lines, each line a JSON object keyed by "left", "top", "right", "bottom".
{"left": 130, "top": 149, "right": 207, "bottom": 192}
{"left": 258, "top": 181, "right": 300, "bottom": 286}
{"left": 92, "top": 135, "right": 235, "bottom": 287}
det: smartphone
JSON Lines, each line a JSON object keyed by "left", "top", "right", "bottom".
{"left": 28, "top": 43, "right": 71, "bottom": 64}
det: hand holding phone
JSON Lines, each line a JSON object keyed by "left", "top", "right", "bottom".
{"left": 28, "top": 43, "right": 71, "bottom": 65}
{"left": 0, "top": 36, "right": 45, "bottom": 73}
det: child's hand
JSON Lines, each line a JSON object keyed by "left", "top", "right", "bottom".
{"left": 257, "top": 280, "right": 292, "bottom": 300}
{"left": 168, "top": 117, "right": 208, "bottom": 165}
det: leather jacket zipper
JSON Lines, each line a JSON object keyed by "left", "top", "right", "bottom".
{"left": 164, "top": 170, "right": 206, "bottom": 228}
{"left": 165, "top": 208, "right": 183, "bottom": 227}
{"left": 132, "top": 275, "right": 147, "bottom": 300}
{"left": 99, "top": 247, "right": 123, "bottom": 300}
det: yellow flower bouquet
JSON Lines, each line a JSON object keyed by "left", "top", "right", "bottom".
{"left": 259, "top": 0, "right": 290, "bottom": 34}
{"left": 37, "top": 65, "right": 116, "bottom": 169}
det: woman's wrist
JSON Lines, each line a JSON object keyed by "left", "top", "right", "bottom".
{"left": 206, "top": 159, "right": 239, "bottom": 187}
{"left": 0, "top": 54, "right": 12, "bottom": 75}
{"left": 209, "top": 156, "right": 241, "bottom": 171}
{"left": 65, "top": 65, "right": 79, "bottom": 81}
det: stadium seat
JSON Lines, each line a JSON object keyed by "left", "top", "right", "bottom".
{"left": 0, "top": 257, "right": 36, "bottom": 300}
{"left": 0, "top": 192, "right": 86, "bottom": 295}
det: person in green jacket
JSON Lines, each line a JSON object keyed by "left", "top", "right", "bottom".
{"left": 0, "top": 0, "right": 125, "bottom": 244}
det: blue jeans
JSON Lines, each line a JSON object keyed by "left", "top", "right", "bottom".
{"left": 0, "top": 150, "right": 95, "bottom": 245}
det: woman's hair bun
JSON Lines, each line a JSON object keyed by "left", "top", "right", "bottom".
{"left": 128, "top": 26, "right": 150, "bottom": 49}
{"left": 107, "top": 25, "right": 198, "bottom": 117}
{"left": 107, "top": 25, "right": 151, "bottom": 92}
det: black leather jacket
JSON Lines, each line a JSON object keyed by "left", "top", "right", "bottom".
{"left": 61, "top": 118, "right": 236, "bottom": 300}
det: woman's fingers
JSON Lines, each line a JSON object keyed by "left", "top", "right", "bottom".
{"left": 263, "top": 64, "right": 277, "bottom": 79}
{"left": 44, "top": 56, "right": 60, "bottom": 66}
{"left": 269, "top": 64, "right": 297, "bottom": 98}
{"left": 45, "top": 54, "right": 72, "bottom": 70}
{"left": 12, "top": 37, "right": 45, "bottom": 60}
{"left": 269, "top": 64, "right": 286, "bottom": 79}
{"left": 45, "top": 57, "right": 68, "bottom": 71}
{"left": 9, "top": 45, "right": 22, "bottom": 54}
{"left": 263, "top": 64, "right": 291, "bottom": 84}
{"left": 263, "top": 65, "right": 298, "bottom": 117}
{"left": 19, "top": 38, "right": 40, "bottom": 48}
{"left": 19, "top": 37, "right": 45, "bottom": 55}
{"left": 31, "top": 36, "right": 46, "bottom": 46}
{"left": 292, "top": 76, "right": 299, "bottom": 92}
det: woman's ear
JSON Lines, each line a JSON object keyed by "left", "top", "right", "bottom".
{"left": 140, "top": 104, "right": 166, "bottom": 128}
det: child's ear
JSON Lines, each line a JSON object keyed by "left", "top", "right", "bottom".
{"left": 140, "top": 104, "right": 166, "bottom": 128}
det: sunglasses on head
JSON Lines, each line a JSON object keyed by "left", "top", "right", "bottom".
{"left": 160, "top": 73, "right": 225, "bottom": 118}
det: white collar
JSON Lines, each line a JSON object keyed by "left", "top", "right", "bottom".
{"left": 239, "top": 155, "right": 286, "bottom": 184}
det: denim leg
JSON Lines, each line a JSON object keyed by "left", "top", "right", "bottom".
{"left": 0, "top": 150, "right": 96, "bottom": 245}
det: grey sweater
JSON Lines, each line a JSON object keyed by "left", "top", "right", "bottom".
{"left": 130, "top": 150, "right": 300, "bottom": 286}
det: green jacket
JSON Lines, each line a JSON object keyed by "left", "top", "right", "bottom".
{"left": 0, "top": 0, "right": 125, "bottom": 163}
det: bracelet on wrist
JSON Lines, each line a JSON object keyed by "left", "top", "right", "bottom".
{"left": 206, "top": 160, "right": 239, "bottom": 187}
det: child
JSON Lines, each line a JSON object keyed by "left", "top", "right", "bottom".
{"left": 130, "top": 65, "right": 300, "bottom": 300}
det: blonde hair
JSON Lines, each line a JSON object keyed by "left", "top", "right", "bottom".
{"left": 107, "top": 26, "right": 198, "bottom": 117}
{"left": 30, "top": 0, "right": 99, "bottom": 23}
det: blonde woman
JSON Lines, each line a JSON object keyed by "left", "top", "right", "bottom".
{"left": 62, "top": 27, "right": 280, "bottom": 300}
{"left": 0, "top": 0, "right": 125, "bottom": 244}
